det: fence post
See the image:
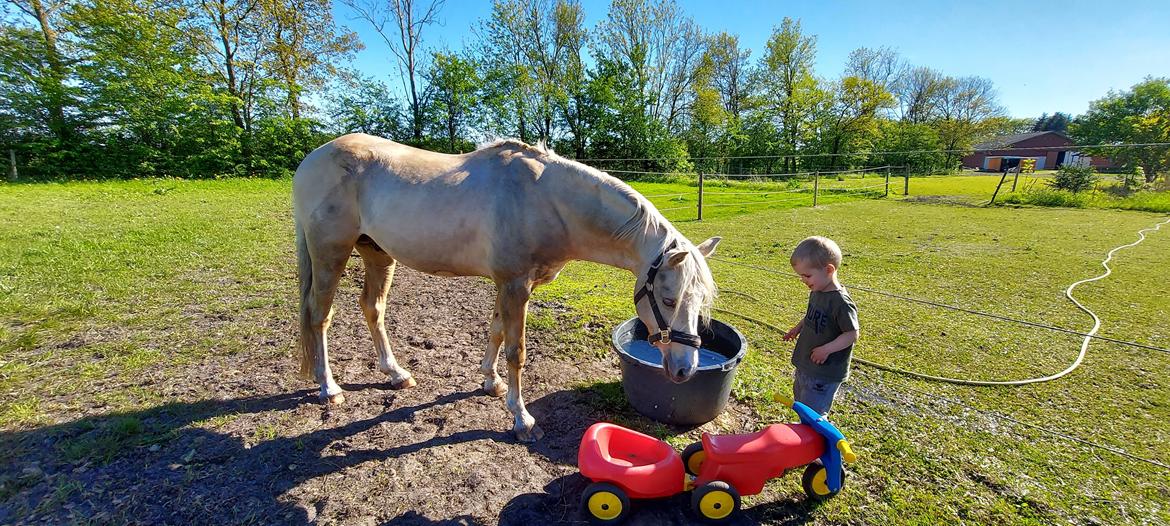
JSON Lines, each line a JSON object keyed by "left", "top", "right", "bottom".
{"left": 7, "top": 149, "right": 15, "bottom": 182}
{"left": 885, "top": 166, "right": 890, "bottom": 197}
{"left": 903, "top": 165, "right": 910, "bottom": 196}
{"left": 697, "top": 172, "right": 704, "bottom": 221}
{"left": 1011, "top": 165, "right": 1021, "bottom": 192}
{"left": 989, "top": 170, "right": 1010, "bottom": 205}
{"left": 813, "top": 171, "right": 819, "bottom": 207}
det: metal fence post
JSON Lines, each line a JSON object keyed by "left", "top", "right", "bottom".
{"left": 904, "top": 165, "right": 910, "bottom": 196}
{"left": 697, "top": 172, "right": 704, "bottom": 221}
{"left": 885, "top": 166, "right": 890, "bottom": 197}
{"left": 813, "top": 171, "right": 819, "bottom": 207}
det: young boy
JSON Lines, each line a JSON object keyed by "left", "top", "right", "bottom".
{"left": 782, "top": 236, "right": 859, "bottom": 415}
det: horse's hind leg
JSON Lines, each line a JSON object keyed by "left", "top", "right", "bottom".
{"left": 497, "top": 278, "right": 543, "bottom": 442}
{"left": 301, "top": 236, "right": 352, "bottom": 404}
{"left": 355, "top": 237, "right": 415, "bottom": 389}
{"left": 480, "top": 309, "right": 507, "bottom": 397}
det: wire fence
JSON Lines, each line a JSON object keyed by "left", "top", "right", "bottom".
{"left": 628, "top": 165, "right": 907, "bottom": 220}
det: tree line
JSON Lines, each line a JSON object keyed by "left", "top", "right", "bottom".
{"left": 2, "top": 0, "right": 1167, "bottom": 181}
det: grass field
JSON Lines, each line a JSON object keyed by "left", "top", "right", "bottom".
{"left": 2, "top": 177, "right": 1169, "bottom": 524}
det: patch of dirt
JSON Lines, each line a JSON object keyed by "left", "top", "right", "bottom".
{"left": 1, "top": 265, "right": 811, "bottom": 525}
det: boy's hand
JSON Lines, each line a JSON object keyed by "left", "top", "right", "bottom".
{"left": 783, "top": 325, "right": 801, "bottom": 341}
{"left": 810, "top": 346, "right": 833, "bottom": 364}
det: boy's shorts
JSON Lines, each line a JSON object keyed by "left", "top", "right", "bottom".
{"left": 793, "top": 369, "right": 841, "bottom": 416}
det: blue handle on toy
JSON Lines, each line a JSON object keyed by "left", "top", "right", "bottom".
{"left": 774, "top": 394, "right": 853, "bottom": 493}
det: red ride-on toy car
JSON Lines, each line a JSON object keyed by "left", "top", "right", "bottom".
{"left": 578, "top": 395, "right": 857, "bottom": 523}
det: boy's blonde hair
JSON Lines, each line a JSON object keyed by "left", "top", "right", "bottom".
{"left": 790, "top": 236, "right": 842, "bottom": 268}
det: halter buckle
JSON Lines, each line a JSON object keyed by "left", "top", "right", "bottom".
{"left": 659, "top": 330, "right": 671, "bottom": 344}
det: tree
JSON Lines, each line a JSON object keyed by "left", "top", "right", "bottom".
{"left": 595, "top": 0, "right": 706, "bottom": 132}
{"left": 810, "top": 75, "right": 894, "bottom": 168}
{"left": 476, "top": 0, "right": 537, "bottom": 142}
{"left": 1032, "top": 111, "right": 1070, "bottom": 132}
{"left": 933, "top": 75, "right": 1004, "bottom": 169}
{"left": 1071, "top": 78, "right": 1170, "bottom": 183}
{"left": 326, "top": 72, "right": 406, "bottom": 138}
{"left": 342, "top": 0, "right": 445, "bottom": 142}
{"left": 68, "top": 0, "right": 213, "bottom": 177}
{"left": 1, "top": 0, "right": 77, "bottom": 145}
{"left": 261, "top": 0, "right": 362, "bottom": 119}
{"left": 756, "top": 17, "right": 818, "bottom": 172}
{"left": 894, "top": 66, "right": 944, "bottom": 123}
{"left": 424, "top": 51, "right": 479, "bottom": 152}
{"left": 845, "top": 46, "right": 903, "bottom": 98}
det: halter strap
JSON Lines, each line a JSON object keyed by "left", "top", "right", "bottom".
{"left": 634, "top": 240, "right": 704, "bottom": 349}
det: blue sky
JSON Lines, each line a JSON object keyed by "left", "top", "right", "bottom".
{"left": 333, "top": 0, "right": 1170, "bottom": 118}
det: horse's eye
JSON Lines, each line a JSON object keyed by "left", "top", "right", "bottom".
{"left": 663, "top": 298, "right": 677, "bottom": 308}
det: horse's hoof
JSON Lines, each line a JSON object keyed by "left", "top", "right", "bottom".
{"left": 514, "top": 423, "right": 545, "bottom": 443}
{"left": 391, "top": 376, "right": 417, "bottom": 390}
{"left": 325, "top": 392, "right": 346, "bottom": 405}
{"left": 483, "top": 381, "right": 507, "bottom": 398}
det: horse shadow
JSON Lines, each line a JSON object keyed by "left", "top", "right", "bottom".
{"left": 1, "top": 388, "right": 501, "bottom": 524}
{"left": 1, "top": 381, "right": 819, "bottom": 525}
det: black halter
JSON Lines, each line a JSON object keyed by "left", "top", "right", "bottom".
{"left": 633, "top": 241, "right": 704, "bottom": 349}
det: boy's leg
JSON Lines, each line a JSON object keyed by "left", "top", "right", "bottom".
{"left": 793, "top": 369, "right": 841, "bottom": 416}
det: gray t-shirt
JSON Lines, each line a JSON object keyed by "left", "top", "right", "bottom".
{"left": 791, "top": 288, "right": 860, "bottom": 382}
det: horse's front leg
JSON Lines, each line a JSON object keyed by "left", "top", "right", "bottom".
{"left": 497, "top": 278, "right": 543, "bottom": 442}
{"left": 480, "top": 309, "right": 507, "bottom": 397}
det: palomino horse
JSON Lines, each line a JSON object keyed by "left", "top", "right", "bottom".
{"left": 293, "top": 134, "right": 721, "bottom": 442}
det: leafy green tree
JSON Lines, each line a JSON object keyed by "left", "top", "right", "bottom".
{"left": 1070, "top": 78, "right": 1170, "bottom": 183}
{"left": 326, "top": 73, "right": 406, "bottom": 140}
{"left": 1032, "top": 111, "right": 1070, "bottom": 132}
{"left": 1, "top": 0, "right": 76, "bottom": 145}
{"left": 261, "top": 0, "right": 362, "bottom": 119}
{"left": 809, "top": 75, "right": 894, "bottom": 168}
{"left": 873, "top": 120, "right": 945, "bottom": 174}
{"left": 424, "top": 51, "right": 480, "bottom": 152}
{"left": 755, "top": 17, "right": 818, "bottom": 173}
{"left": 933, "top": 75, "right": 1004, "bottom": 169}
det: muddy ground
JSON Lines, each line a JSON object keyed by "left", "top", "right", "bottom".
{"left": 2, "top": 264, "right": 823, "bottom": 525}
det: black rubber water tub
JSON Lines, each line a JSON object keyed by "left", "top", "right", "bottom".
{"left": 610, "top": 317, "right": 748, "bottom": 426}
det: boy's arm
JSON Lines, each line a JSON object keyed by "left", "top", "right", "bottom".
{"left": 783, "top": 321, "right": 802, "bottom": 341}
{"left": 809, "top": 330, "right": 858, "bottom": 364}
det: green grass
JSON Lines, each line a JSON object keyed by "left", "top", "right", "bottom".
{"left": 904, "top": 172, "right": 1170, "bottom": 212}
{"left": 0, "top": 178, "right": 296, "bottom": 428}
{"left": 2, "top": 177, "right": 1169, "bottom": 524}
{"left": 534, "top": 186, "right": 1170, "bottom": 524}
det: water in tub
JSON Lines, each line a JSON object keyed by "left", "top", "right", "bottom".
{"left": 623, "top": 340, "right": 728, "bottom": 367}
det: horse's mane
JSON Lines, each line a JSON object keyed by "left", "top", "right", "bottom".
{"left": 476, "top": 138, "right": 554, "bottom": 158}
{"left": 604, "top": 171, "right": 718, "bottom": 323}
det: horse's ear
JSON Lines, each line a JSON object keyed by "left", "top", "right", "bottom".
{"left": 666, "top": 248, "right": 689, "bottom": 267}
{"left": 696, "top": 236, "right": 722, "bottom": 258}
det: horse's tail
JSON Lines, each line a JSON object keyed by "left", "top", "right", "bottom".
{"left": 296, "top": 220, "right": 317, "bottom": 380}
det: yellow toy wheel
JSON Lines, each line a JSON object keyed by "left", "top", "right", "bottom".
{"left": 801, "top": 461, "right": 845, "bottom": 501}
{"left": 581, "top": 482, "right": 630, "bottom": 524}
{"left": 682, "top": 442, "right": 706, "bottom": 476}
{"left": 691, "top": 481, "right": 741, "bottom": 523}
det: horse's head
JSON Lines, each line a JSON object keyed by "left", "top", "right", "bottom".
{"left": 634, "top": 236, "right": 721, "bottom": 384}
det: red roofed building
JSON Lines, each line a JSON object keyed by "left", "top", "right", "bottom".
{"left": 962, "top": 131, "right": 1112, "bottom": 171}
